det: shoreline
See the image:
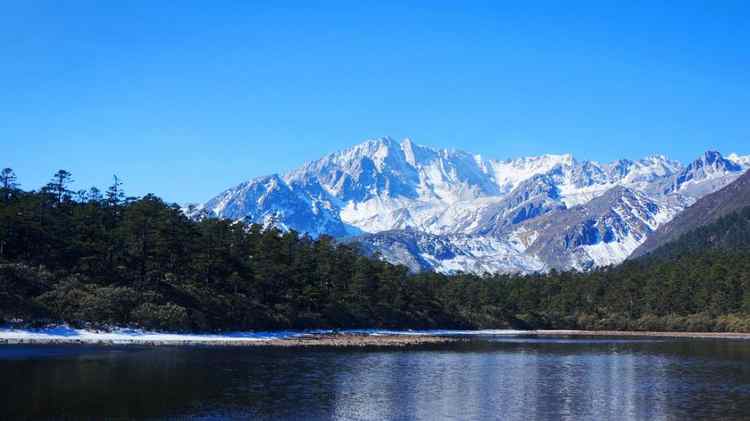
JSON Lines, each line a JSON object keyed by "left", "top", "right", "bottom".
{"left": 530, "top": 330, "right": 750, "bottom": 340}
{"left": 0, "top": 332, "right": 458, "bottom": 348}
{"left": 1, "top": 328, "right": 749, "bottom": 347}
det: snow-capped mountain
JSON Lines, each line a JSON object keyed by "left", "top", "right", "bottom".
{"left": 193, "top": 137, "right": 749, "bottom": 274}
{"left": 507, "top": 187, "right": 681, "bottom": 270}
{"left": 199, "top": 174, "right": 355, "bottom": 237}
{"left": 664, "top": 151, "right": 744, "bottom": 198}
{"left": 353, "top": 185, "right": 681, "bottom": 273}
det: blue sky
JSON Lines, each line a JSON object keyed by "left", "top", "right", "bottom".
{"left": 3, "top": 1, "right": 749, "bottom": 203}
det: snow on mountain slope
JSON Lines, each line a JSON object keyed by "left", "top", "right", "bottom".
{"left": 360, "top": 186, "right": 681, "bottom": 274}
{"left": 482, "top": 154, "right": 574, "bottom": 194}
{"left": 351, "top": 229, "right": 545, "bottom": 274}
{"left": 664, "top": 151, "right": 745, "bottom": 199}
{"left": 201, "top": 174, "right": 356, "bottom": 237}
{"left": 728, "top": 153, "right": 750, "bottom": 167}
{"left": 518, "top": 187, "right": 682, "bottom": 270}
{"left": 286, "top": 137, "right": 499, "bottom": 204}
{"left": 194, "top": 137, "right": 748, "bottom": 274}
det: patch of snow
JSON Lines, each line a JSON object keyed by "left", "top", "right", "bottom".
{"left": 414, "top": 235, "right": 546, "bottom": 275}
{"left": 581, "top": 233, "right": 642, "bottom": 268}
{"left": 485, "top": 154, "right": 573, "bottom": 193}
{"left": 0, "top": 325, "right": 532, "bottom": 344}
{"left": 559, "top": 184, "right": 613, "bottom": 207}
{"left": 0, "top": 325, "right": 312, "bottom": 344}
{"left": 727, "top": 153, "right": 750, "bottom": 168}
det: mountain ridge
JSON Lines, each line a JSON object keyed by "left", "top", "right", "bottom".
{"left": 192, "top": 137, "right": 749, "bottom": 274}
{"left": 631, "top": 169, "right": 750, "bottom": 258}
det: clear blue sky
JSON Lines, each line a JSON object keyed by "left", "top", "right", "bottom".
{"left": 3, "top": 1, "right": 749, "bottom": 204}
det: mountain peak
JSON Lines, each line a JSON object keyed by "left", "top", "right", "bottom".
{"left": 702, "top": 150, "right": 724, "bottom": 163}
{"left": 501, "top": 153, "right": 574, "bottom": 165}
{"left": 551, "top": 153, "right": 574, "bottom": 163}
{"left": 641, "top": 154, "right": 672, "bottom": 164}
{"left": 198, "top": 137, "right": 749, "bottom": 274}
{"left": 692, "top": 150, "right": 740, "bottom": 171}
{"left": 356, "top": 136, "right": 398, "bottom": 152}
{"left": 665, "top": 150, "right": 744, "bottom": 195}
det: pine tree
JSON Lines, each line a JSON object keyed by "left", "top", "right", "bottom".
{"left": 0, "top": 168, "right": 18, "bottom": 190}
{"left": 44, "top": 170, "right": 74, "bottom": 204}
{"left": 88, "top": 187, "right": 103, "bottom": 202}
{"left": 0, "top": 168, "right": 18, "bottom": 202}
{"left": 106, "top": 175, "right": 125, "bottom": 207}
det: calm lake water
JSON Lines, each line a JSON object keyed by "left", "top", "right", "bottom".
{"left": 2, "top": 336, "right": 750, "bottom": 420}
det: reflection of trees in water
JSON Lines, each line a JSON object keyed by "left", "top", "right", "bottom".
{"left": 2, "top": 340, "right": 750, "bottom": 419}
{"left": 330, "top": 340, "right": 750, "bottom": 420}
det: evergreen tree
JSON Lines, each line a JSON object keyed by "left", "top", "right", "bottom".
{"left": 0, "top": 168, "right": 18, "bottom": 190}
{"left": 106, "top": 175, "right": 125, "bottom": 207}
{"left": 44, "top": 170, "right": 74, "bottom": 204}
{"left": 0, "top": 168, "right": 18, "bottom": 202}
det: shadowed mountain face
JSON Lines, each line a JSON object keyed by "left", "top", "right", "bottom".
{"left": 631, "top": 169, "right": 750, "bottom": 259}
{"left": 193, "top": 138, "right": 749, "bottom": 274}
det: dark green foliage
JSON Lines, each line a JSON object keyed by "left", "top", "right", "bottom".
{"left": 130, "top": 303, "right": 191, "bottom": 331}
{"left": 1, "top": 168, "right": 749, "bottom": 332}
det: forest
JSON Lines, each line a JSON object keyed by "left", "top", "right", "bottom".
{"left": 1, "top": 168, "right": 749, "bottom": 332}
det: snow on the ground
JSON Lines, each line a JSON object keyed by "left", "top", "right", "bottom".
{"left": 0, "top": 325, "right": 312, "bottom": 343}
{"left": 0, "top": 325, "right": 529, "bottom": 344}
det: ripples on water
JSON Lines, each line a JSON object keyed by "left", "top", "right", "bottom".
{"left": 1, "top": 336, "right": 750, "bottom": 420}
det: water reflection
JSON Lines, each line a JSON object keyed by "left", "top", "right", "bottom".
{"left": 1, "top": 337, "right": 750, "bottom": 420}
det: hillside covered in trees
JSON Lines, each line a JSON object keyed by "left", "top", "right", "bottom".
{"left": 1, "top": 168, "right": 749, "bottom": 332}
{"left": 632, "top": 168, "right": 750, "bottom": 258}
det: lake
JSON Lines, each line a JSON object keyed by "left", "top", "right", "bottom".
{"left": 2, "top": 335, "right": 750, "bottom": 420}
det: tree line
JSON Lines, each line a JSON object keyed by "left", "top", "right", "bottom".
{"left": 1, "top": 168, "right": 749, "bottom": 332}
